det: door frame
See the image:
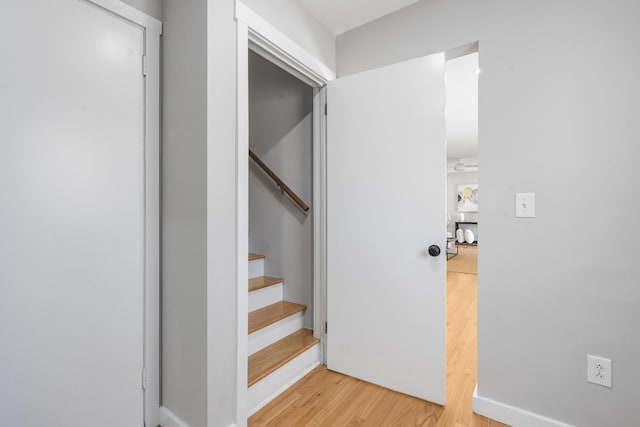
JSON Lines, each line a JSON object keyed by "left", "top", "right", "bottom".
{"left": 85, "top": 1, "right": 162, "bottom": 425}
{"left": 235, "top": 3, "right": 335, "bottom": 424}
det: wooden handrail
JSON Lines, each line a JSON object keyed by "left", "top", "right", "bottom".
{"left": 249, "top": 150, "right": 310, "bottom": 212}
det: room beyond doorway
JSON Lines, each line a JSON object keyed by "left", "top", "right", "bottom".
{"left": 445, "top": 50, "right": 479, "bottom": 273}
{"left": 445, "top": 48, "right": 481, "bottom": 426}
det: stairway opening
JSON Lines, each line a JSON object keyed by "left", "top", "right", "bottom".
{"left": 246, "top": 49, "right": 320, "bottom": 415}
{"left": 248, "top": 50, "right": 314, "bottom": 330}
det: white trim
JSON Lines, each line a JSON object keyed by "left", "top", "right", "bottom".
{"left": 160, "top": 406, "right": 191, "bottom": 427}
{"left": 235, "top": 2, "right": 336, "bottom": 87}
{"left": 85, "top": 1, "right": 162, "bottom": 426}
{"left": 142, "top": 25, "right": 162, "bottom": 427}
{"left": 160, "top": 407, "right": 240, "bottom": 427}
{"left": 86, "top": 0, "right": 162, "bottom": 33}
{"left": 235, "top": 5, "right": 334, "bottom": 424}
{"left": 312, "top": 87, "right": 328, "bottom": 363}
{"left": 236, "top": 19, "right": 250, "bottom": 427}
{"left": 160, "top": 406, "right": 239, "bottom": 427}
{"left": 473, "top": 385, "right": 575, "bottom": 427}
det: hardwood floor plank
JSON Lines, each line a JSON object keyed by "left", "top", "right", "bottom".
{"left": 447, "top": 245, "right": 477, "bottom": 274}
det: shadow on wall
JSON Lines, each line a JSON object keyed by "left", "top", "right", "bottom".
{"left": 249, "top": 51, "right": 313, "bottom": 154}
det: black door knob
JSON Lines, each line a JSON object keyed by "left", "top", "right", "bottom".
{"left": 428, "top": 245, "right": 441, "bottom": 257}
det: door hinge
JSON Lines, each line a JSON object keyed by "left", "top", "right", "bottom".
{"left": 142, "top": 55, "right": 148, "bottom": 76}
{"left": 324, "top": 103, "right": 327, "bottom": 116}
{"left": 141, "top": 367, "right": 148, "bottom": 391}
{"left": 325, "top": 321, "right": 328, "bottom": 334}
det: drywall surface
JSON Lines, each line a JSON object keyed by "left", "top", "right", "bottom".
{"left": 447, "top": 171, "right": 478, "bottom": 235}
{"left": 239, "top": 0, "right": 335, "bottom": 71}
{"left": 206, "top": 0, "right": 239, "bottom": 426}
{"left": 249, "top": 51, "right": 314, "bottom": 328}
{"left": 337, "top": 1, "right": 640, "bottom": 426}
{"left": 163, "top": 0, "right": 239, "bottom": 425}
{"left": 122, "top": 0, "right": 161, "bottom": 20}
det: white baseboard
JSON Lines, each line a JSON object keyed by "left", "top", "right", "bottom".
{"left": 159, "top": 406, "right": 238, "bottom": 427}
{"left": 472, "top": 385, "right": 574, "bottom": 427}
{"left": 159, "top": 406, "right": 190, "bottom": 427}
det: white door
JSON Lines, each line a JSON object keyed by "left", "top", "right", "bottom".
{"left": 0, "top": 1, "right": 146, "bottom": 425}
{"left": 326, "top": 54, "right": 447, "bottom": 404}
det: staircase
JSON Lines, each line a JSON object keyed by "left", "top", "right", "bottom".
{"left": 247, "top": 252, "right": 320, "bottom": 414}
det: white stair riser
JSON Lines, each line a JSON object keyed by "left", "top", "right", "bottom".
{"left": 248, "top": 283, "right": 283, "bottom": 311}
{"left": 249, "top": 258, "right": 264, "bottom": 279}
{"left": 248, "top": 343, "right": 320, "bottom": 415}
{"left": 249, "top": 312, "right": 304, "bottom": 355}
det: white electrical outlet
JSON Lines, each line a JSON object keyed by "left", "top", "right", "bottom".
{"left": 587, "top": 355, "right": 612, "bottom": 388}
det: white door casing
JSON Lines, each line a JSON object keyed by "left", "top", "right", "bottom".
{"left": 236, "top": 5, "right": 336, "bottom": 424}
{"left": 0, "top": 1, "right": 159, "bottom": 425}
{"left": 326, "top": 54, "right": 447, "bottom": 404}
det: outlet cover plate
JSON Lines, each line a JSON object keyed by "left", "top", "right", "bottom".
{"left": 587, "top": 354, "right": 612, "bottom": 388}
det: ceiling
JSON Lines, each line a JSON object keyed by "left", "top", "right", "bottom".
{"left": 297, "top": 0, "right": 420, "bottom": 35}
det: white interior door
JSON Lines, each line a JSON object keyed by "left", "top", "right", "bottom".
{"left": 0, "top": 1, "right": 146, "bottom": 425}
{"left": 326, "top": 53, "right": 447, "bottom": 404}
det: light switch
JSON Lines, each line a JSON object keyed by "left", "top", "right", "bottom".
{"left": 515, "top": 193, "right": 535, "bottom": 217}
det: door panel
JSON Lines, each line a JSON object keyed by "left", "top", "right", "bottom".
{"left": 0, "top": 1, "right": 145, "bottom": 425}
{"left": 327, "top": 54, "right": 447, "bottom": 404}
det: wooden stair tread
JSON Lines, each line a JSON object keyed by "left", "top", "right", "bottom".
{"left": 249, "top": 301, "right": 306, "bottom": 334}
{"left": 248, "top": 328, "right": 319, "bottom": 386}
{"left": 249, "top": 252, "right": 265, "bottom": 261}
{"left": 249, "top": 275, "right": 283, "bottom": 292}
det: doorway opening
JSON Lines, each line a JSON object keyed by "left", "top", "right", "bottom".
{"left": 248, "top": 49, "right": 315, "bottom": 327}
{"left": 235, "top": 11, "right": 335, "bottom": 421}
{"left": 245, "top": 47, "right": 327, "bottom": 416}
{"left": 445, "top": 49, "right": 480, "bottom": 417}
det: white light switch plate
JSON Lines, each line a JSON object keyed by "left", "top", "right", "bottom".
{"left": 515, "top": 193, "right": 535, "bottom": 217}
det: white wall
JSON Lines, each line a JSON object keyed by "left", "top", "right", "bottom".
{"left": 248, "top": 51, "right": 314, "bottom": 327}
{"left": 447, "top": 171, "right": 478, "bottom": 235}
{"left": 162, "top": 0, "right": 238, "bottom": 426}
{"left": 206, "top": 0, "right": 241, "bottom": 425}
{"left": 337, "top": 1, "right": 640, "bottom": 426}
{"left": 161, "top": 1, "right": 208, "bottom": 426}
{"left": 239, "top": 0, "right": 336, "bottom": 71}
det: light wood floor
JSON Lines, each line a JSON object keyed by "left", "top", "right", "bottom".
{"left": 447, "top": 245, "right": 478, "bottom": 275}
{"left": 249, "top": 250, "right": 508, "bottom": 426}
